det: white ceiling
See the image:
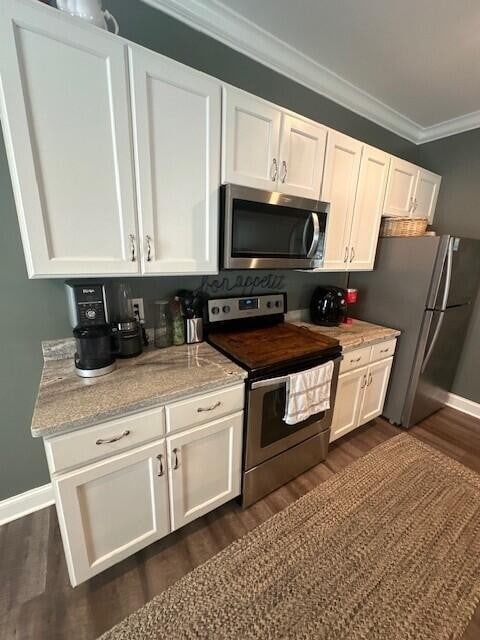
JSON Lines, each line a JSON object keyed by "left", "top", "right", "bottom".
{"left": 144, "top": 0, "right": 480, "bottom": 143}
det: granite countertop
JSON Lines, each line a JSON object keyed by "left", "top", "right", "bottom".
{"left": 32, "top": 342, "right": 247, "bottom": 439}
{"left": 293, "top": 318, "right": 400, "bottom": 353}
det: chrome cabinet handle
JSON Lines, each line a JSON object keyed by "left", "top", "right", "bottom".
{"left": 270, "top": 158, "right": 278, "bottom": 182}
{"left": 344, "top": 246, "right": 349, "bottom": 263}
{"left": 350, "top": 247, "right": 355, "bottom": 263}
{"left": 197, "top": 401, "right": 221, "bottom": 413}
{"left": 413, "top": 198, "right": 418, "bottom": 212}
{"left": 146, "top": 235, "right": 152, "bottom": 262}
{"left": 360, "top": 374, "right": 367, "bottom": 389}
{"left": 367, "top": 373, "right": 373, "bottom": 386}
{"left": 172, "top": 448, "right": 179, "bottom": 470}
{"left": 156, "top": 453, "right": 164, "bottom": 477}
{"left": 129, "top": 234, "right": 136, "bottom": 262}
{"left": 280, "top": 160, "right": 287, "bottom": 183}
{"left": 96, "top": 429, "right": 130, "bottom": 445}
{"left": 350, "top": 356, "right": 361, "bottom": 363}
{"left": 409, "top": 197, "right": 414, "bottom": 213}
{"left": 380, "top": 348, "right": 389, "bottom": 354}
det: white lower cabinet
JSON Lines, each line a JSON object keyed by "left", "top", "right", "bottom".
{"left": 167, "top": 413, "right": 243, "bottom": 530}
{"left": 53, "top": 439, "right": 170, "bottom": 587}
{"left": 330, "top": 366, "right": 367, "bottom": 442}
{"left": 330, "top": 340, "right": 396, "bottom": 443}
{"left": 48, "top": 384, "right": 244, "bottom": 587}
{"left": 359, "top": 358, "right": 393, "bottom": 424}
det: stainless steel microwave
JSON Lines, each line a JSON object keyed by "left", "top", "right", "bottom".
{"left": 221, "top": 184, "right": 329, "bottom": 270}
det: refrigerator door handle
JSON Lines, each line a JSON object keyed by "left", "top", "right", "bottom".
{"left": 438, "top": 237, "right": 454, "bottom": 311}
{"left": 421, "top": 311, "right": 445, "bottom": 373}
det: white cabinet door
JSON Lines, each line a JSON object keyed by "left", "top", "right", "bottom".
{"left": 0, "top": 0, "right": 139, "bottom": 277}
{"left": 222, "top": 87, "right": 282, "bottom": 190}
{"left": 330, "top": 367, "right": 367, "bottom": 443}
{"left": 383, "top": 157, "right": 418, "bottom": 217}
{"left": 359, "top": 358, "right": 393, "bottom": 424}
{"left": 167, "top": 413, "right": 243, "bottom": 530}
{"left": 348, "top": 146, "right": 390, "bottom": 271}
{"left": 414, "top": 168, "right": 441, "bottom": 223}
{"left": 277, "top": 114, "right": 327, "bottom": 199}
{"left": 130, "top": 48, "right": 221, "bottom": 275}
{"left": 321, "top": 131, "right": 362, "bottom": 270}
{"left": 53, "top": 439, "right": 170, "bottom": 586}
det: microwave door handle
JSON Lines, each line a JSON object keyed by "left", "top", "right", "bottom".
{"left": 306, "top": 212, "right": 320, "bottom": 258}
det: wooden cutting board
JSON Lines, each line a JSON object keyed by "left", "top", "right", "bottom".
{"left": 208, "top": 323, "right": 339, "bottom": 369}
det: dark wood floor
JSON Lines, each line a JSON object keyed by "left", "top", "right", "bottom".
{"left": 1, "top": 407, "right": 479, "bottom": 639}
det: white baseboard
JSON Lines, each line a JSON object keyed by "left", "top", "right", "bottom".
{"left": 0, "top": 483, "right": 54, "bottom": 527}
{"left": 443, "top": 392, "right": 480, "bottom": 420}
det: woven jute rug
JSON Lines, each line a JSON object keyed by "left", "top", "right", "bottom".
{"left": 100, "top": 434, "right": 480, "bottom": 640}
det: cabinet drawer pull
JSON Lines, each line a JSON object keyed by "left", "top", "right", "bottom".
{"left": 360, "top": 374, "right": 367, "bottom": 389}
{"left": 270, "top": 158, "right": 278, "bottom": 182}
{"left": 344, "top": 246, "right": 349, "bottom": 263}
{"left": 350, "top": 246, "right": 355, "bottom": 263}
{"left": 172, "top": 448, "right": 179, "bottom": 470}
{"left": 96, "top": 429, "right": 130, "bottom": 445}
{"left": 380, "top": 348, "right": 390, "bottom": 353}
{"left": 367, "top": 373, "right": 373, "bottom": 386}
{"left": 350, "top": 357, "right": 361, "bottom": 363}
{"left": 280, "top": 160, "right": 287, "bottom": 183}
{"left": 129, "top": 234, "right": 136, "bottom": 262}
{"left": 197, "top": 401, "right": 221, "bottom": 413}
{"left": 156, "top": 453, "right": 164, "bottom": 477}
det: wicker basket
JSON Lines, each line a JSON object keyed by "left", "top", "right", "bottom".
{"left": 379, "top": 217, "right": 428, "bottom": 238}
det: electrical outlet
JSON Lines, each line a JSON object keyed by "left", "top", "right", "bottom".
{"left": 131, "top": 298, "right": 145, "bottom": 324}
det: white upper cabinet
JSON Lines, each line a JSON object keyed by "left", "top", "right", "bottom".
{"left": 277, "top": 114, "right": 327, "bottom": 199}
{"left": 383, "top": 157, "right": 418, "bottom": 217}
{"left": 130, "top": 47, "right": 221, "bottom": 275}
{"left": 222, "top": 87, "right": 282, "bottom": 191}
{"left": 348, "top": 146, "right": 390, "bottom": 271}
{"left": 222, "top": 87, "right": 326, "bottom": 198}
{"left": 0, "top": 0, "right": 139, "bottom": 277}
{"left": 384, "top": 158, "right": 441, "bottom": 222}
{"left": 414, "top": 168, "right": 441, "bottom": 223}
{"left": 321, "top": 131, "right": 362, "bottom": 270}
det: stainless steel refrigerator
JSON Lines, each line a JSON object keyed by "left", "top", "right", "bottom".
{"left": 350, "top": 235, "right": 480, "bottom": 428}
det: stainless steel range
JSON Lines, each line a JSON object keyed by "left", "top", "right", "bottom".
{"left": 207, "top": 293, "right": 341, "bottom": 507}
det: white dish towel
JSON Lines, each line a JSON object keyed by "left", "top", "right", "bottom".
{"left": 284, "top": 361, "right": 334, "bottom": 425}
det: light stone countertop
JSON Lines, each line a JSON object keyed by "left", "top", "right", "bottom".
{"left": 292, "top": 318, "right": 401, "bottom": 353}
{"left": 32, "top": 342, "right": 247, "bottom": 439}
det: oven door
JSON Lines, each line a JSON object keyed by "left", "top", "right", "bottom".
{"left": 223, "top": 184, "right": 328, "bottom": 269}
{"left": 244, "top": 357, "right": 340, "bottom": 470}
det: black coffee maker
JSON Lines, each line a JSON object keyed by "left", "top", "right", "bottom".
{"left": 65, "top": 282, "right": 116, "bottom": 377}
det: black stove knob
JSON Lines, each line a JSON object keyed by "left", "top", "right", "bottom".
{"left": 266, "top": 301, "right": 273, "bottom": 308}
{"left": 275, "top": 300, "right": 282, "bottom": 308}
{"left": 211, "top": 306, "right": 220, "bottom": 315}
{"left": 222, "top": 305, "right": 231, "bottom": 313}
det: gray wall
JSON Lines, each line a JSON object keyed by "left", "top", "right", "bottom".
{"left": 418, "top": 130, "right": 480, "bottom": 404}
{"left": 0, "top": 0, "right": 420, "bottom": 500}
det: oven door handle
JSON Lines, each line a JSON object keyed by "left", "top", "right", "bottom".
{"left": 251, "top": 375, "right": 289, "bottom": 390}
{"left": 305, "top": 212, "right": 320, "bottom": 258}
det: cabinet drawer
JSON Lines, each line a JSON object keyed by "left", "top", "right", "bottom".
{"left": 166, "top": 384, "right": 245, "bottom": 434}
{"left": 340, "top": 346, "right": 371, "bottom": 374}
{"left": 371, "top": 339, "right": 397, "bottom": 362}
{"left": 45, "top": 406, "right": 165, "bottom": 474}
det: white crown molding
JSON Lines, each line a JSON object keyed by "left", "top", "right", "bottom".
{"left": 416, "top": 110, "right": 480, "bottom": 144}
{"left": 0, "top": 483, "right": 54, "bottom": 526}
{"left": 142, "top": 0, "right": 480, "bottom": 145}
